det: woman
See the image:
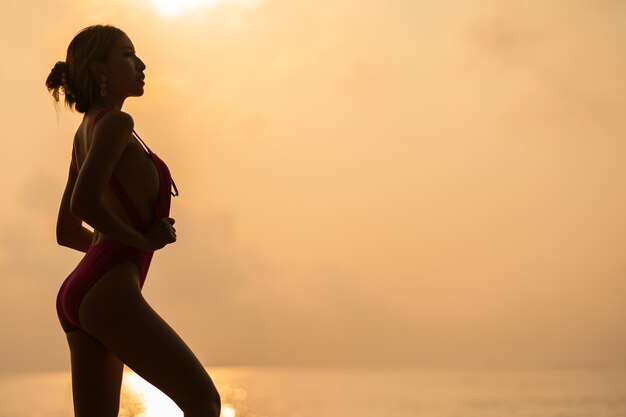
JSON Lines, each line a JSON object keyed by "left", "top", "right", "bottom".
{"left": 45, "top": 25, "right": 221, "bottom": 417}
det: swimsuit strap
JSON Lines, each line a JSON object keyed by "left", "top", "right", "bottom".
{"left": 132, "top": 129, "right": 153, "bottom": 154}
{"left": 90, "top": 108, "right": 147, "bottom": 231}
{"left": 133, "top": 130, "right": 179, "bottom": 197}
{"left": 92, "top": 107, "right": 114, "bottom": 127}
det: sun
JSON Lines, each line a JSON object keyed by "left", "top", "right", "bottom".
{"left": 151, "top": 0, "right": 219, "bottom": 17}
{"left": 149, "top": 0, "right": 262, "bottom": 17}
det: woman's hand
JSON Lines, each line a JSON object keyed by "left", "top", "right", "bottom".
{"left": 142, "top": 217, "right": 177, "bottom": 251}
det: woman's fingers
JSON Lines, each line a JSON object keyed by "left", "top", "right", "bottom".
{"left": 160, "top": 217, "right": 176, "bottom": 232}
{"left": 149, "top": 218, "right": 177, "bottom": 245}
{"left": 165, "top": 219, "right": 177, "bottom": 240}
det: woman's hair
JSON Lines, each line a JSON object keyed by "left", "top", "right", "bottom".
{"left": 45, "top": 25, "right": 127, "bottom": 113}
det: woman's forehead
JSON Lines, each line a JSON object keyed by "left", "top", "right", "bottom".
{"left": 115, "top": 34, "right": 134, "bottom": 50}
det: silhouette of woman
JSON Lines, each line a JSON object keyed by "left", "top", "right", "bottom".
{"left": 45, "top": 24, "right": 221, "bottom": 417}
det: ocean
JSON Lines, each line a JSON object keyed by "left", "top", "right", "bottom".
{"left": 0, "top": 367, "right": 625, "bottom": 417}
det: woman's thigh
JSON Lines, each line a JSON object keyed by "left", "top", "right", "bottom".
{"left": 65, "top": 329, "right": 124, "bottom": 417}
{"left": 78, "top": 261, "right": 219, "bottom": 411}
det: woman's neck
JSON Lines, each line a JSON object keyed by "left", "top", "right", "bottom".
{"left": 90, "top": 95, "right": 126, "bottom": 112}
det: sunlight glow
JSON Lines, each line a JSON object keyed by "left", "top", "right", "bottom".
{"left": 222, "top": 405, "right": 237, "bottom": 417}
{"left": 150, "top": 0, "right": 261, "bottom": 17}
{"left": 123, "top": 372, "right": 182, "bottom": 417}
{"left": 122, "top": 372, "right": 241, "bottom": 417}
{"left": 152, "top": 0, "right": 217, "bottom": 17}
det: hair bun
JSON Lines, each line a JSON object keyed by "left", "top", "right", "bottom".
{"left": 46, "top": 61, "right": 69, "bottom": 89}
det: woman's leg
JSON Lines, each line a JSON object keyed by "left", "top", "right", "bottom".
{"left": 63, "top": 325, "right": 124, "bottom": 417}
{"left": 78, "top": 261, "right": 220, "bottom": 417}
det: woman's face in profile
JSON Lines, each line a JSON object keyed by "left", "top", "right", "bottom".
{"left": 104, "top": 34, "right": 146, "bottom": 98}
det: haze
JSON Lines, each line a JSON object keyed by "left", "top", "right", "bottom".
{"left": 1, "top": 0, "right": 625, "bottom": 373}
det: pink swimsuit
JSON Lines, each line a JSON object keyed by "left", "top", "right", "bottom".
{"left": 56, "top": 108, "right": 179, "bottom": 332}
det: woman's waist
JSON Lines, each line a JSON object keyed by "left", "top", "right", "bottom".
{"left": 90, "top": 232, "right": 152, "bottom": 253}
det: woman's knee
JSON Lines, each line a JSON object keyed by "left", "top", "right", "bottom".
{"left": 211, "top": 388, "right": 221, "bottom": 416}
{"left": 203, "top": 389, "right": 221, "bottom": 417}
{"left": 181, "top": 381, "right": 221, "bottom": 417}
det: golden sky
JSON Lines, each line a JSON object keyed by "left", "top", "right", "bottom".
{"left": 1, "top": 0, "right": 625, "bottom": 372}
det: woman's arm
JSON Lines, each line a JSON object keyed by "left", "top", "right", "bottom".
{"left": 56, "top": 164, "right": 95, "bottom": 253}
{"left": 69, "top": 111, "right": 153, "bottom": 251}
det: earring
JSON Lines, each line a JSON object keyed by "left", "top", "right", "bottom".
{"left": 100, "top": 75, "right": 108, "bottom": 97}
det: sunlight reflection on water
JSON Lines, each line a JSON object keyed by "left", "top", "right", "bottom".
{"left": 122, "top": 372, "right": 178, "bottom": 417}
{"left": 1, "top": 367, "right": 626, "bottom": 417}
{"left": 121, "top": 370, "right": 246, "bottom": 417}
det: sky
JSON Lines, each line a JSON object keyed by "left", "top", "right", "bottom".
{"left": 1, "top": 0, "right": 626, "bottom": 373}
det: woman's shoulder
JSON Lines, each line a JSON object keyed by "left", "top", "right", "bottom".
{"left": 92, "top": 108, "right": 135, "bottom": 131}
{"left": 88, "top": 108, "right": 135, "bottom": 145}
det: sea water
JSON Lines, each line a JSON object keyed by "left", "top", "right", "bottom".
{"left": 0, "top": 367, "right": 625, "bottom": 417}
